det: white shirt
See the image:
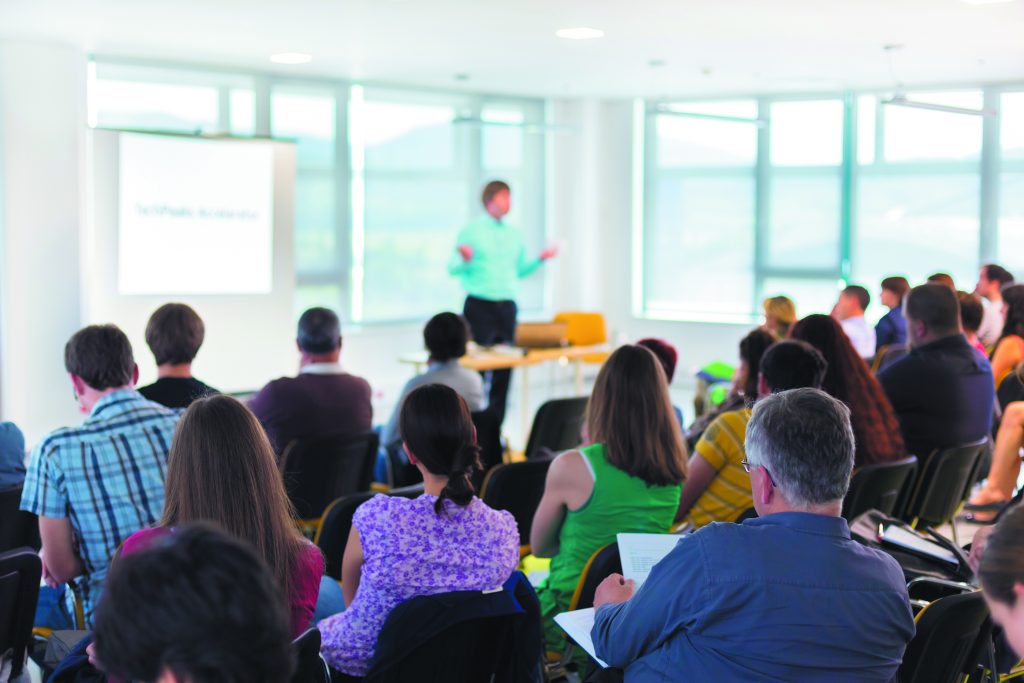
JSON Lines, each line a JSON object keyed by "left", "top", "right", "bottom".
{"left": 299, "top": 362, "right": 346, "bottom": 375}
{"left": 840, "top": 316, "right": 877, "bottom": 359}
{"left": 978, "top": 297, "right": 1004, "bottom": 347}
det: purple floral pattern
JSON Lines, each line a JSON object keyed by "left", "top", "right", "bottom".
{"left": 318, "top": 494, "right": 519, "bottom": 675}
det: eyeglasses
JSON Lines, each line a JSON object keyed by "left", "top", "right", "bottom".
{"left": 741, "top": 459, "right": 776, "bottom": 487}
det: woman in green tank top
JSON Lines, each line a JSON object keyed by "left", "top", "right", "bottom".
{"left": 531, "top": 345, "right": 689, "bottom": 657}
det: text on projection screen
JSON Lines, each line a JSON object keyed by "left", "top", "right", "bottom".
{"left": 118, "top": 133, "right": 274, "bottom": 295}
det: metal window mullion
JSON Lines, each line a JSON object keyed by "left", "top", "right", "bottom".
{"left": 979, "top": 87, "right": 1001, "bottom": 264}
{"left": 335, "top": 83, "right": 353, "bottom": 323}
{"left": 754, "top": 97, "right": 771, "bottom": 316}
{"left": 841, "top": 91, "right": 856, "bottom": 285}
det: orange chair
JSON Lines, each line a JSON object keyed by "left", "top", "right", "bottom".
{"left": 553, "top": 312, "right": 610, "bottom": 365}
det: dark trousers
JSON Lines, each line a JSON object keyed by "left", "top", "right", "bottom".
{"left": 463, "top": 296, "right": 517, "bottom": 427}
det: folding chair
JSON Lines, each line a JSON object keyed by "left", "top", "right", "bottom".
{"left": 291, "top": 628, "right": 330, "bottom": 683}
{"left": 901, "top": 439, "right": 988, "bottom": 545}
{"left": 523, "top": 398, "right": 588, "bottom": 460}
{"left": 480, "top": 459, "right": 552, "bottom": 555}
{"left": 898, "top": 590, "right": 992, "bottom": 683}
{"left": 0, "top": 547, "right": 42, "bottom": 679}
{"left": 842, "top": 455, "right": 918, "bottom": 521}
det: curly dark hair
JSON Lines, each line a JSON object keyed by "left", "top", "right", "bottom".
{"left": 790, "top": 314, "right": 906, "bottom": 468}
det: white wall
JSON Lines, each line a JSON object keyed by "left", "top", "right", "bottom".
{"left": 0, "top": 40, "right": 87, "bottom": 445}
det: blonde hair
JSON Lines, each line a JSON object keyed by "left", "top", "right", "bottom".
{"left": 763, "top": 296, "right": 797, "bottom": 337}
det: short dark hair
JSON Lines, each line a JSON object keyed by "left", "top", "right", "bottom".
{"left": 64, "top": 325, "right": 135, "bottom": 391}
{"left": 145, "top": 303, "right": 205, "bottom": 366}
{"left": 739, "top": 328, "right": 777, "bottom": 398}
{"left": 842, "top": 285, "right": 870, "bottom": 311}
{"left": 296, "top": 307, "right": 341, "bottom": 354}
{"left": 424, "top": 312, "right": 469, "bottom": 362}
{"left": 636, "top": 338, "right": 678, "bottom": 383}
{"left": 93, "top": 523, "right": 294, "bottom": 683}
{"left": 880, "top": 276, "right": 911, "bottom": 301}
{"left": 957, "top": 291, "right": 984, "bottom": 334}
{"left": 927, "top": 273, "right": 956, "bottom": 290}
{"left": 759, "top": 340, "right": 828, "bottom": 393}
{"left": 984, "top": 264, "right": 1015, "bottom": 288}
{"left": 481, "top": 180, "right": 510, "bottom": 207}
{"left": 905, "top": 284, "right": 960, "bottom": 336}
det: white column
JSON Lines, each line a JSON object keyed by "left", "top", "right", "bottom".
{"left": 0, "top": 40, "right": 88, "bottom": 445}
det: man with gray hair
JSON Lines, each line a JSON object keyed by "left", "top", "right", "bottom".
{"left": 590, "top": 388, "right": 915, "bottom": 682}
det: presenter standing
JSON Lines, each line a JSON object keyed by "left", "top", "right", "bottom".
{"left": 449, "top": 180, "right": 557, "bottom": 426}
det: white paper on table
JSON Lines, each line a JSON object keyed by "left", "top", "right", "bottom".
{"left": 554, "top": 607, "right": 609, "bottom": 668}
{"left": 617, "top": 533, "right": 681, "bottom": 587}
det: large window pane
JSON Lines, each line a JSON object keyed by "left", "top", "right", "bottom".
{"left": 655, "top": 101, "right": 758, "bottom": 168}
{"left": 766, "top": 174, "right": 841, "bottom": 269}
{"left": 93, "top": 80, "right": 219, "bottom": 133}
{"left": 883, "top": 91, "right": 983, "bottom": 162}
{"left": 482, "top": 107, "right": 525, "bottom": 169}
{"left": 761, "top": 278, "right": 840, "bottom": 318}
{"left": 854, "top": 173, "right": 980, "bottom": 291}
{"left": 645, "top": 176, "right": 755, "bottom": 319}
{"left": 271, "top": 89, "right": 336, "bottom": 169}
{"left": 294, "top": 173, "right": 338, "bottom": 273}
{"left": 361, "top": 179, "right": 468, "bottom": 321}
{"left": 362, "top": 101, "right": 455, "bottom": 171}
{"left": 1003, "top": 92, "right": 1024, "bottom": 159}
{"left": 770, "top": 100, "right": 844, "bottom": 166}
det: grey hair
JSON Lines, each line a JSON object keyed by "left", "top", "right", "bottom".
{"left": 745, "top": 388, "right": 855, "bottom": 509}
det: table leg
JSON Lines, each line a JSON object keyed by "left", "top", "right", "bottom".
{"left": 521, "top": 365, "right": 530, "bottom": 449}
{"left": 574, "top": 359, "right": 584, "bottom": 395}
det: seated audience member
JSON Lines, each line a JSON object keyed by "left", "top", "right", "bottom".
{"left": 531, "top": 345, "right": 687, "bottom": 656}
{"left": 20, "top": 325, "right": 179, "bottom": 625}
{"left": 0, "top": 421, "right": 25, "bottom": 489}
{"left": 960, "top": 290, "right": 989, "bottom": 356}
{"left": 637, "top": 337, "right": 684, "bottom": 426}
{"left": 875, "top": 276, "right": 910, "bottom": 348}
{"left": 591, "top": 388, "right": 915, "bottom": 681}
{"left": 928, "top": 272, "right": 956, "bottom": 289}
{"left": 762, "top": 295, "right": 796, "bottom": 339}
{"left": 832, "top": 284, "right": 876, "bottom": 358}
{"left": 93, "top": 524, "right": 294, "bottom": 683}
{"left": 137, "top": 303, "right": 217, "bottom": 409}
{"left": 121, "top": 395, "right": 323, "bottom": 637}
{"left": 791, "top": 315, "right": 905, "bottom": 467}
{"left": 382, "top": 312, "right": 485, "bottom": 448}
{"left": 990, "top": 284, "right": 1024, "bottom": 388}
{"left": 878, "top": 285, "right": 994, "bottom": 467}
{"left": 977, "top": 264, "right": 1016, "bottom": 347}
{"left": 677, "top": 340, "right": 828, "bottom": 528}
{"left": 978, "top": 505, "right": 1024, "bottom": 660}
{"left": 685, "top": 328, "right": 774, "bottom": 449}
{"left": 250, "top": 307, "right": 372, "bottom": 454}
{"left": 969, "top": 401, "right": 1024, "bottom": 512}
{"left": 319, "top": 384, "right": 518, "bottom": 677}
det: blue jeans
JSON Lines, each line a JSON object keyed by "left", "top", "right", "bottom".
{"left": 311, "top": 575, "right": 346, "bottom": 624}
{"left": 34, "top": 584, "right": 76, "bottom": 629}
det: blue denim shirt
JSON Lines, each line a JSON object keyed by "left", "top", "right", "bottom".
{"left": 593, "top": 513, "right": 915, "bottom": 682}
{"left": 875, "top": 307, "right": 907, "bottom": 348}
{"left": 0, "top": 421, "right": 26, "bottom": 490}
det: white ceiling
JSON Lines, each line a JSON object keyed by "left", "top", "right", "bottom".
{"left": 2, "top": 0, "right": 1023, "bottom": 98}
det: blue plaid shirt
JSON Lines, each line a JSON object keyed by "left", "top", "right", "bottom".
{"left": 20, "top": 389, "right": 180, "bottom": 624}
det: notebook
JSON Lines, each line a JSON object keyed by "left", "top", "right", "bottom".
{"left": 617, "top": 533, "right": 681, "bottom": 587}
{"left": 554, "top": 608, "right": 609, "bottom": 668}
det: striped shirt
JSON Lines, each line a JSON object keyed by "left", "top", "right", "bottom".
{"left": 20, "top": 389, "right": 179, "bottom": 624}
{"left": 686, "top": 409, "right": 752, "bottom": 529}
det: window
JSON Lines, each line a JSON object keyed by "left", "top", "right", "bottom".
{"left": 642, "top": 88, "right": 1014, "bottom": 324}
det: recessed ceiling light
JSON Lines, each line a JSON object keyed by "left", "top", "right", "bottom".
{"left": 961, "top": 0, "right": 1016, "bottom": 4}
{"left": 555, "top": 27, "right": 605, "bottom": 40}
{"left": 270, "top": 52, "right": 313, "bottom": 64}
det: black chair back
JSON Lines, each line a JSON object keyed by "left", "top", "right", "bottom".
{"left": 524, "top": 398, "right": 587, "bottom": 460}
{"left": 734, "top": 507, "right": 758, "bottom": 523}
{"left": 480, "top": 460, "right": 552, "bottom": 548}
{"left": 898, "top": 591, "right": 990, "bottom": 683}
{"left": 291, "top": 628, "right": 330, "bottom": 683}
{"left": 364, "top": 573, "right": 543, "bottom": 683}
{"left": 0, "top": 486, "right": 40, "bottom": 553}
{"left": 0, "top": 547, "right": 42, "bottom": 678}
{"left": 315, "top": 486, "right": 424, "bottom": 581}
{"left": 280, "top": 432, "right": 380, "bottom": 520}
{"left": 901, "top": 440, "right": 987, "bottom": 528}
{"left": 570, "top": 543, "right": 623, "bottom": 612}
{"left": 842, "top": 456, "right": 918, "bottom": 521}
{"left": 472, "top": 409, "right": 504, "bottom": 490}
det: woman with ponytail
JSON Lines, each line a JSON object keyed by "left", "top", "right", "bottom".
{"left": 318, "top": 384, "right": 519, "bottom": 677}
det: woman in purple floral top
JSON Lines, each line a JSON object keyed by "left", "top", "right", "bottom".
{"left": 319, "top": 384, "right": 519, "bottom": 676}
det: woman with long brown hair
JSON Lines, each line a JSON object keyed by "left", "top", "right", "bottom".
{"left": 790, "top": 314, "right": 906, "bottom": 467}
{"left": 531, "top": 344, "right": 688, "bottom": 657}
{"left": 120, "top": 395, "right": 323, "bottom": 637}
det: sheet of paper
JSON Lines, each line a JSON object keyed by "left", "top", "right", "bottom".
{"left": 617, "top": 533, "right": 681, "bottom": 587}
{"left": 554, "top": 608, "right": 608, "bottom": 668}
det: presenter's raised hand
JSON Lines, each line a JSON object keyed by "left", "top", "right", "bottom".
{"left": 594, "top": 573, "right": 635, "bottom": 609}
{"left": 539, "top": 244, "right": 559, "bottom": 261}
{"left": 458, "top": 244, "right": 474, "bottom": 262}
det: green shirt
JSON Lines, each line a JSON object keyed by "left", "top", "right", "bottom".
{"left": 536, "top": 443, "right": 682, "bottom": 652}
{"left": 448, "top": 215, "right": 544, "bottom": 302}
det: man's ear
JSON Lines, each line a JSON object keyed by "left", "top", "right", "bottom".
{"left": 757, "top": 374, "right": 769, "bottom": 398}
{"left": 131, "top": 363, "right": 140, "bottom": 387}
{"left": 70, "top": 373, "right": 87, "bottom": 396}
{"left": 403, "top": 444, "right": 418, "bottom": 466}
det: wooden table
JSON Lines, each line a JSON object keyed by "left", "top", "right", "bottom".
{"left": 399, "top": 344, "right": 608, "bottom": 438}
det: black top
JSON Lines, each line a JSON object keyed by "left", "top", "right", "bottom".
{"left": 138, "top": 377, "right": 218, "bottom": 409}
{"left": 878, "top": 334, "right": 994, "bottom": 462}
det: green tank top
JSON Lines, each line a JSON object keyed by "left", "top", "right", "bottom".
{"left": 537, "top": 443, "right": 682, "bottom": 621}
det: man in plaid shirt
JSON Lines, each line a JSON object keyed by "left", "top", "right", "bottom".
{"left": 21, "top": 324, "right": 180, "bottom": 625}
